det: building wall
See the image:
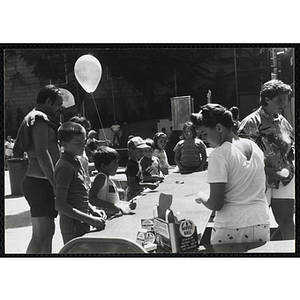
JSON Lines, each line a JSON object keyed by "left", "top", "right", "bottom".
{"left": 4, "top": 50, "right": 44, "bottom": 137}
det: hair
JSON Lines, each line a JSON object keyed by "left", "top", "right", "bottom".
{"left": 144, "top": 138, "right": 155, "bottom": 150}
{"left": 259, "top": 79, "right": 292, "bottom": 106}
{"left": 182, "top": 121, "right": 197, "bottom": 138}
{"left": 36, "top": 85, "right": 62, "bottom": 105}
{"left": 190, "top": 103, "right": 233, "bottom": 129}
{"left": 58, "top": 122, "right": 86, "bottom": 143}
{"left": 93, "top": 146, "right": 120, "bottom": 170}
{"left": 229, "top": 106, "right": 239, "bottom": 120}
{"left": 88, "top": 130, "right": 98, "bottom": 138}
{"left": 127, "top": 136, "right": 136, "bottom": 150}
{"left": 68, "top": 116, "right": 91, "bottom": 131}
{"left": 153, "top": 132, "right": 168, "bottom": 149}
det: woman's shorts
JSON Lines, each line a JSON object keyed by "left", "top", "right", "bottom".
{"left": 22, "top": 176, "right": 58, "bottom": 218}
{"left": 210, "top": 224, "right": 270, "bottom": 245}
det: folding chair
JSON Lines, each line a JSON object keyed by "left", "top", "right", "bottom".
{"left": 59, "top": 236, "right": 147, "bottom": 254}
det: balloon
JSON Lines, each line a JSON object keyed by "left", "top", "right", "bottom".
{"left": 74, "top": 54, "right": 102, "bottom": 93}
{"left": 60, "top": 88, "right": 75, "bottom": 108}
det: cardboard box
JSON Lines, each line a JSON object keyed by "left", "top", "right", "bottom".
{"left": 153, "top": 217, "right": 198, "bottom": 253}
{"left": 152, "top": 193, "right": 199, "bottom": 253}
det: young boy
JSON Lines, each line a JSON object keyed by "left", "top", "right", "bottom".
{"left": 55, "top": 122, "right": 106, "bottom": 244}
{"left": 140, "top": 138, "right": 164, "bottom": 183}
{"left": 125, "top": 136, "right": 159, "bottom": 200}
{"left": 89, "top": 146, "right": 137, "bottom": 218}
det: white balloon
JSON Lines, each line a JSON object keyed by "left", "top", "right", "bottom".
{"left": 74, "top": 54, "right": 102, "bottom": 93}
{"left": 60, "top": 88, "right": 75, "bottom": 108}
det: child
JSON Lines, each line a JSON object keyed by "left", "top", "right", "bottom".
{"left": 153, "top": 132, "right": 170, "bottom": 175}
{"left": 229, "top": 106, "right": 240, "bottom": 134}
{"left": 89, "top": 146, "right": 137, "bottom": 218}
{"left": 68, "top": 115, "right": 92, "bottom": 182}
{"left": 85, "top": 130, "right": 99, "bottom": 161}
{"left": 173, "top": 122, "right": 207, "bottom": 173}
{"left": 55, "top": 122, "right": 106, "bottom": 244}
{"left": 191, "top": 104, "right": 270, "bottom": 245}
{"left": 140, "top": 138, "right": 164, "bottom": 182}
{"left": 125, "top": 136, "right": 159, "bottom": 200}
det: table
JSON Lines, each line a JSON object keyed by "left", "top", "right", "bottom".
{"left": 86, "top": 170, "right": 212, "bottom": 247}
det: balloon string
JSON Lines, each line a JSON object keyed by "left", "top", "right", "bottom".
{"left": 91, "top": 92, "right": 108, "bottom": 141}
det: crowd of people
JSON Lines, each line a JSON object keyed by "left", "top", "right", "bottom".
{"left": 10, "top": 79, "right": 295, "bottom": 253}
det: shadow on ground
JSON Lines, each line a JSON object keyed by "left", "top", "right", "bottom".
{"left": 5, "top": 210, "right": 31, "bottom": 229}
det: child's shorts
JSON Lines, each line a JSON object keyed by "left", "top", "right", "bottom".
{"left": 211, "top": 224, "right": 270, "bottom": 245}
{"left": 266, "top": 176, "right": 295, "bottom": 205}
{"left": 22, "top": 176, "right": 58, "bottom": 218}
{"left": 59, "top": 213, "right": 90, "bottom": 244}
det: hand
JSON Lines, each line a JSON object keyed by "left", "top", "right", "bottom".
{"left": 90, "top": 216, "right": 106, "bottom": 230}
{"left": 94, "top": 209, "right": 107, "bottom": 220}
{"left": 195, "top": 198, "right": 203, "bottom": 204}
{"left": 148, "top": 182, "right": 159, "bottom": 190}
{"left": 89, "top": 206, "right": 107, "bottom": 219}
{"left": 129, "top": 199, "right": 137, "bottom": 210}
{"left": 195, "top": 191, "right": 208, "bottom": 205}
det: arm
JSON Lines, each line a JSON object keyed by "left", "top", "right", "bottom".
{"left": 143, "top": 174, "right": 164, "bottom": 182}
{"left": 174, "top": 148, "right": 185, "bottom": 171}
{"left": 195, "top": 183, "right": 225, "bottom": 211}
{"left": 89, "top": 174, "right": 120, "bottom": 213}
{"left": 127, "top": 175, "right": 158, "bottom": 190}
{"left": 140, "top": 181, "right": 159, "bottom": 190}
{"left": 55, "top": 187, "right": 106, "bottom": 229}
{"left": 88, "top": 203, "right": 107, "bottom": 219}
{"left": 31, "top": 119, "right": 56, "bottom": 188}
{"left": 198, "top": 145, "right": 207, "bottom": 171}
{"left": 142, "top": 162, "right": 164, "bottom": 182}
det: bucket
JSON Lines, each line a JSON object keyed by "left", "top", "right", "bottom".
{"left": 7, "top": 158, "right": 28, "bottom": 195}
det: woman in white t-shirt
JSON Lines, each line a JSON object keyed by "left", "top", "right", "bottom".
{"left": 191, "top": 104, "right": 270, "bottom": 245}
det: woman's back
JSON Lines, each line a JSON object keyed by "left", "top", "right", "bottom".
{"left": 207, "top": 139, "right": 269, "bottom": 228}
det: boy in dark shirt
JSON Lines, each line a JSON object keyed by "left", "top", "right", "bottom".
{"left": 125, "top": 136, "right": 158, "bottom": 200}
{"left": 55, "top": 122, "right": 106, "bottom": 244}
{"left": 140, "top": 138, "right": 164, "bottom": 182}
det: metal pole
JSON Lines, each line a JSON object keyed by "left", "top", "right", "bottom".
{"left": 111, "top": 78, "right": 116, "bottom": 121}
{"left": 174, "top": 68, "right": 177, "bottom": 96}
{"left": 233, "top": 48, "right": 239, "bottom": 107}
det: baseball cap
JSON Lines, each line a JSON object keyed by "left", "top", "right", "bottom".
{"left": 88, "top": 130, "right": 98, "bottom": 138}
{"left": 127, "top": 136, "right": 150, "bottom": 149}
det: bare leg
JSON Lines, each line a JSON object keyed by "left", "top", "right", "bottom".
{"left": 271, "top": 198, "right": 295, "bottom": 240}
{"left": 26, "top": 217, "right": 55, "bottom": 254}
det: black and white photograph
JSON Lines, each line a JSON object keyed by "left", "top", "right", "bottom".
{"left": 2, "top": 45, "right": 297, "bottom": 256}
{"left": 1, "top": 2, "right": 299, "bottom": 299}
